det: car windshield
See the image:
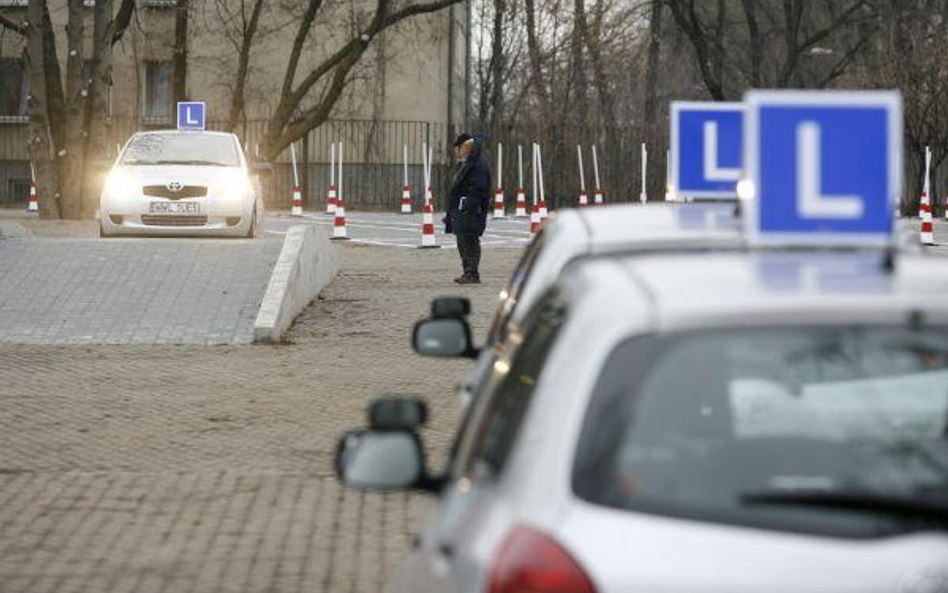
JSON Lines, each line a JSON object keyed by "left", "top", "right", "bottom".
{"left": 573, "top": 325, "right": 948, "bottom": 537}
{"left": 121, "top": 134, "right": 240, "bottom": 167}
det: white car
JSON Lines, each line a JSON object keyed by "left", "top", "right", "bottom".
{"left": 338, "top": 247, "right": 948, "bottom": 593}
{"left": 454, "top": 201, "right": 744, "bottom": 407}
{"left": 99, "top": 130, "right": 261, "bottom": 237}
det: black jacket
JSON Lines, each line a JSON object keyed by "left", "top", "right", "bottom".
{"left": 446, "top": 137, "right": 492, "bottom": 236}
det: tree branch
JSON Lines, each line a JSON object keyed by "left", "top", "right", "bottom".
{"left": 111, "top": 0, "right": 135, "bottom": 46}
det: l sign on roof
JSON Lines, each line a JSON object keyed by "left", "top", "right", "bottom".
{"left": 670, "top": 101, "right": 744, "bottom": 199}
{"left": 743, "top": 90, "right": 902, "bottom": 247}
{"left": 177, "top": 102, "right": 205, "bottom": 131}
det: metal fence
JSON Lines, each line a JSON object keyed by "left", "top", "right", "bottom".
{"left": 2, "top": 115, "right": 945, "bottom": 213}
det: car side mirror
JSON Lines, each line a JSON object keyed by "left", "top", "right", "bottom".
{"left": 369, "top": 397, "right": 428, "bottom": 430}
{"left": 335, "top": 429, "right": 424, "bottom": 490}
{"left": 432, "top": 296, "right": 471, "bottom": 319}
{"left": 413, "top": 317, "right": 476, "bottom": 358}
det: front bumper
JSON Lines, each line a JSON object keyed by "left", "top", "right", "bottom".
{"left": 100, "top": 212, "right": 252, "bottom": 237}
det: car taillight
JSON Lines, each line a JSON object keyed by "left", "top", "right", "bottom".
{"left": 487, "top": 526, "right": 597, "bottom": 593}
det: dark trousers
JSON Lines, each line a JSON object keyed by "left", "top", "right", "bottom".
{"left": 456, "top": 233, "right": 481, "bottom": 279}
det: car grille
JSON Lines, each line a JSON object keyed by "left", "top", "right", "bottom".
{"left": 141, "top": 215, "right": 209, "bottom": 227}
{"left": 142, "top": 185, "right": 208, "bottom": 199}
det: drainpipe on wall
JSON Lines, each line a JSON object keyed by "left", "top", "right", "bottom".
{"left": 447, "top": 5, "right": 456, "bottom": 139}
{"left": 464, "top": 0, "right": 472, "bottom": 127}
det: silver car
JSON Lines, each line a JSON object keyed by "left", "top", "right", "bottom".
{"left": 338, "top": 248, "right": 948, "bottom": 593}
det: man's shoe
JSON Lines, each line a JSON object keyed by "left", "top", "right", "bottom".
{"left": 457, "top": 276, "right": 481, "bottom": 285}
{"left": 453, "top": 276, "right": 466, "bottom": 284}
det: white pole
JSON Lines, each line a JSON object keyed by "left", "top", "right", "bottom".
{"left": 338, "top": 142, "right": 343, "bottom": 203}
{"left": 330, "top": 142, "right": 336, "bottom": 186}
{"left": 577, "top": 144, "right": 586, "bottom": 192}
{"left": 427, "top": 145, "right": 433, "bottom": 198}
{"left": 403, "top": 144, "right": 408, "bottom": 187}
{"left": 592, "top": 145, "right": 601, "bottom": 190}
{"left": 924, "top": 145, "right": 932, "bottom": 196}
{"left": 290, "top": 141, "right": 300, "bottom": 188}
{"left": 518, "top": 145, "right": 524, "bottom": 190}
{"left": 640, "top": 143, "right": 648, "bottom": 204}
{"left": 532, "top": 144, "right": 538, "bottom": 206}
{"left": 29, "top": 160, "right": 36, "bottom": 182}
{"left": 421, "top": 142, "right": 428, "bottom": 193}
{"left": 537, "top": 144, "right": 546, "bottom": 204}
{"left": 497, "top": 143, "right": 503, "bottom": 189}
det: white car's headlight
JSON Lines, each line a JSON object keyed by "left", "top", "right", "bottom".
{"left": 103, "top": 169, "right": 136, "bottom": 197}
{"left": 223, "top": 174, "right": 253, "bottom": 198}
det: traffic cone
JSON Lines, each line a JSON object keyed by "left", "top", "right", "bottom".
{"left": 27, "top": 180, "right": 39, "bottom": 213}
{"left": 530, "top": 202, "right": 541, "bottom": 235}
{"left": 921, "top": 201, "right": 935, "bottom": 245}
{"left": 577, "top": 189, "right": 589, "bottom": 207}
{"left": 419, "top": 201, "right": 439, "bottom": 249}
{"left": 400, "top": 185, "right": 412, "bottom": 214}
{"left": 291, "top": 185, "right": 304, "bottom": 216}
{"left": 325, "top": 185, "right": 337, "bottom": 215}
{"left": 919, "top": 191, "right": 930, "bottom": 221}
{"left": 539, "top": 198, "right": 548, "bottom": 219}
{"left": 514, "top": 188, "right": 527, "bottom": 217}
{"left": 331, "top": 197, "right": 349, "bottom": 240}
{"left": 493, "top": 187, "right": 505, "bottom": 218}
{"left": 593, "top": 189, "right": 604, "bottom": 205}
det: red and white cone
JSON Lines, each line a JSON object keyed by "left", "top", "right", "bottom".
{"left": 539, "top": 199, "right": 548, "bottom": 219}
{"left": 514, "top": 189, "right": 527, "bottom": 217}
{"left": 919, "top": 191, "right": 930, "bottom": 220}
{"left": 27, "top": 181, "right": 39, "bottom": 212}
{"left": 530, "top": 202, "right": 541, "bottom": 235}
{"left": 331, "top": 197, "right": 349, "bottom": 240}
{"left": 419, "top": 201, "right": 439, "bottom": 249}
{"left": 493, "top": 187, "right": 505, "bottom": 218}
{"left": 325, "top": 185, "right": 337, "bottom": 215}
{"left": 921, "top": 201, "right": 935, "bottom": 245}
{"left": 593, "top": 189, "right": 604, "bottom": 205}
{"left": 577, "top": 189, "right": 589, "bottom": 207}
{"left": 400, "top": 186, "right": 412, "bottom": 214}
{"left": 291, "top": 185, "right": 304, "bottom": 216}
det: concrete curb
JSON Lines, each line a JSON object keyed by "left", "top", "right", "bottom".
{"left": 253, "top": 224, "right": 340, "bottom": 343}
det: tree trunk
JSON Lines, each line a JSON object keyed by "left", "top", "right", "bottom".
{"left": 82, "top": 0, "right": 115, "bottom": 219}
{"left": 569, "top": 0, "right": 589, "bottom": 123}
{"left": 487, "top": 0, "right": 506, "bottom": 137}
{"left": 59, "top": 0, "right": 87, "bottom": 219}
{"left": 226, "top": 0, "right": 265, "bottom": 133}
{"left": 25, "top": 0, "right": 60, "bottom": 219}
{"left": 173, "top": 0, "right": 190, "bottom": 104}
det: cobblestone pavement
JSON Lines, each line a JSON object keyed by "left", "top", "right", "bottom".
{"left": 0, "top": 244, "right": 519, "bottom": 593}
{"left": 0, "top": 239, "right": 281, "bottom": 345}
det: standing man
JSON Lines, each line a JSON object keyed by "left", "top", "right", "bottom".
{"left": 446, "top": 133, "right": 492, "bottom": 284}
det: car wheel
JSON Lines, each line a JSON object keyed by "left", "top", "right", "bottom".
{"left": 245, "top": 210, "right": 256, "bottom": 238}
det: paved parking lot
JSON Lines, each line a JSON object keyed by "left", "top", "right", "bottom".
{"left": 0, "top": 238, "right": 281, "bottom": 345}
{"left": 0, "top": 244, "right": 517, "bottom": 593}
{"left": 267, "top": 210, "right": 534, "bottom": 249}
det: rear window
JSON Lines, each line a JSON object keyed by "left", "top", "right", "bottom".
{"left": 572, "top": 325, "right": 948, "bottom": 537}
{"left": 121, "top": 134, "right": 240, "bottom": 167}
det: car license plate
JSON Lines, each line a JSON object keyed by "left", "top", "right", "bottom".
{"left": 149, "top": 201, "right": 200, "bottom": 214}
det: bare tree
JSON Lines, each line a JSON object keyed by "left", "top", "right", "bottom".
{"left": 258, "top": 0, "right": 464, "bottom": 161}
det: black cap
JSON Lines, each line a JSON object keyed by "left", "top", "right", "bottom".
{"left": 453, "top": 133, "right": 474, "bottom": 147}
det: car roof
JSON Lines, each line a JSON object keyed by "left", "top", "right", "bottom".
{"left": 129, "top": 130, "right": 236, "bottom": 139}
{"left": 555, "top": 202, "right": 741, "bottom": 254}
{"left": 561, "top": 249, "right": 948, "bottom": 332}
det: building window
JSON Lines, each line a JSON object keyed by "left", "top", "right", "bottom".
{"left": 0, "top": 58, "right": 27, "bottom": 118}
{"left": 143, "top": 60, "right": 172, "bottom": 122}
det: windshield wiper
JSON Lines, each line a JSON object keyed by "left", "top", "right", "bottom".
{"left": 154, "top": 159, "right": 230, "bottom": 167}
{"left": 741, "top": 489, "right": 948, "bottom": 523}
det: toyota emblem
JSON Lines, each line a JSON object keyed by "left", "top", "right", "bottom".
{"left": 167, "top": 181, "right": 183, "bottom": 193}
